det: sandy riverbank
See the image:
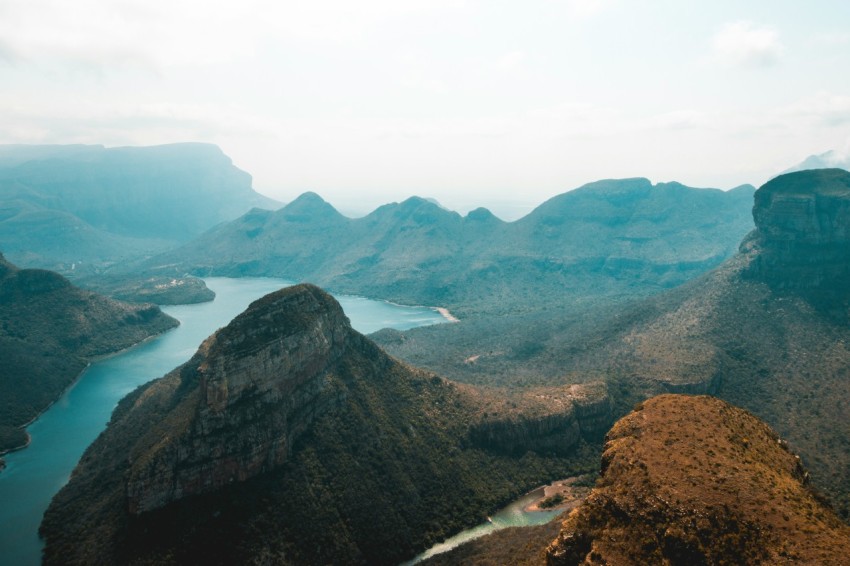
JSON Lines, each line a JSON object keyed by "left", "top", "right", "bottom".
{"left": 436, "top": 307, "right": 460, "bottom": 323}
{"left": 524, "top": 475, "right": 594, "bottom": 513}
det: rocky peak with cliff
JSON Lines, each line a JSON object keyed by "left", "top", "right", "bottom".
{"left": 746, "top": 168, "right": 850, "bottom": 311}
{"left": 125, "top": 284, "right": 351, "bottom": 514}
{"left": 42, "top": 283, "right": 604, "bottom": 565}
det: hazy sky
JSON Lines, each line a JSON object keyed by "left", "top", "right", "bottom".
{"left": 2, "top": 0, "right": 850, "bottom": 217}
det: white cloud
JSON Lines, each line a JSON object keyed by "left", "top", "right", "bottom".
{"left": 783, "top": 92, "right": 850, "bottom": 127}
{"left": 0, "top": 0, "right": 471, "bottom": 73}
{"left": 711, "top": 21, "right": 783, "bottom": 68}
{"left": 496, "top": 51, "right": 525, "bottom": 71}
{"left": 563, "top": 0, "right": 612, "bottom": 18}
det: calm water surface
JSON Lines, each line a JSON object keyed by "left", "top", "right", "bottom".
{"left": 0, "top": 277, "right": 447, "bottom": 566}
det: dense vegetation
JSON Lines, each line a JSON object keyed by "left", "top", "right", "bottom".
{"left": 0, "top": 253, "right": 177, "bottom": 454}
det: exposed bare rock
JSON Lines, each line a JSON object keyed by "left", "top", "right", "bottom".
{"left": 125, "top": 285, "right": 349, "bottom": 513}
{"left": 41, "top": 283, "right": 599, "bottom": 565}
{"left": 747, "top": 168, "right": 850, "bottom": 311}
{"left": 467, "top": 382, "right": 613, "bottom": 454}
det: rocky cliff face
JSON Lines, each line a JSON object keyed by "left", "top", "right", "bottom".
{"left": 126, "top": 285, "right": 349, "bottom": 514}
{"left": 746, "top": 168, "right": 850, "bottom": 309}
{"left": 467, "top": 383, "right": 613, "bottom": 454}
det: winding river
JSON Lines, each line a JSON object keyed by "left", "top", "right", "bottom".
{"left": 0, "top": 277, "right": 447, "bottom": 566}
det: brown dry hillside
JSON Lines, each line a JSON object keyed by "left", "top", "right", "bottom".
{"left": 547, "top": 395, "right": 850, "bottom": 565}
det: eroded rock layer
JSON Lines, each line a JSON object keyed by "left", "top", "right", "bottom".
{"left": 747, "top": 168, "right": 850, "bottom": 308}
{"left": 125, "top": 285, "right": 349, "bottom": 513}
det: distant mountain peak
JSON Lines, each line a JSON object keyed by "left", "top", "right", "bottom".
{"left": 572, "top": 177, "right": 654, "bottom": 195}
{"left": 783, "top": 149, "right": 850, "bottom": 175}
{"left": 279, "top": 191, "right": 344, "bottom": 220}
{"left": 465, "top": 206, "right": 500, "bottom": 222}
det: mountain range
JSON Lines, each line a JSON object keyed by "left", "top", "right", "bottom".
{"left": 138, "top": 178, "right": 755, "bottom": 316}
{"left": 395, "top": 168, "right": 850, "bottom": 519}
{"left": 5, "top": 140, "right": 850, "bottom": 564}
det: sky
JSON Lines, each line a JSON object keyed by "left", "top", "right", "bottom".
{"left": 1, "top": 0, "right": 850, "bottom": 218}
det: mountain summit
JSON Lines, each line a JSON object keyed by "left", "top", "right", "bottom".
{"left": 547, "top": 395, "right": 850, "bottom": 565}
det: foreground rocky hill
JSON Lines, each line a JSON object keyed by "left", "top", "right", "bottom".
{"left": 0, "top": 254, "right": 177, "bottom": 454}
{"left": 142, "top": 179, "right": 754, "bottom": 315}
{"left": 547, "top": 395, "right": 850, "bottom": 565}
{"left": 41, "top": 284, "right": 608, "bottom": 565}
{"left": 0, "top": 143, "right": 278, "bottom": 272}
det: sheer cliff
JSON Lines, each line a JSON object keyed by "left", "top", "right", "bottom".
{"left": 41, "top": 284, "right": 607, "bottom": 565}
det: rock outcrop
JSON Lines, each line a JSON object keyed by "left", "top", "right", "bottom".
{"left": 125, "top": 285, "right": 349, "bottom": 513}
{"left": 546, "top": 395, "right": 850, "bottom": 565}
{"left": 746, "top": 168, "right": 850, "bottom": 310}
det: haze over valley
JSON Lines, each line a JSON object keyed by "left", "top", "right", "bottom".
{"left": 3, "top": 2, "right": 850, "bottom": 565}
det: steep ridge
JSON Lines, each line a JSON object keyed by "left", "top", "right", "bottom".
{"left": 546, "top": 395, "right": 850, "bottom": 565}
{"left": 142, "top": 179, "right": 754, "bottom": 314}
{"left": 41, "top": 284, "right": 607, "bottom": 565}
{"left": 0, "top": 253, "right": 177, "bottom": 454}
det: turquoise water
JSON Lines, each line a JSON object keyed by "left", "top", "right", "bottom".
{"left": 0, "top": 277, "right": 447, "bottom": 566}
{"left": 401, "top": 487, "right": 563, "bottom": 565}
